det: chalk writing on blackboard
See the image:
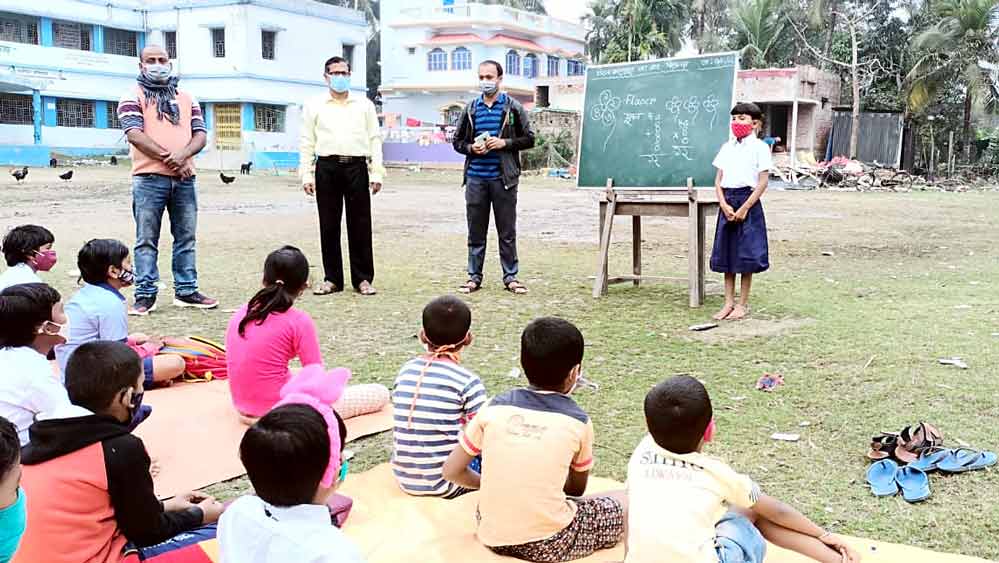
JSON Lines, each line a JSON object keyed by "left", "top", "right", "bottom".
{"left": 590, "top": 89, "right": 622, "bottom": 152}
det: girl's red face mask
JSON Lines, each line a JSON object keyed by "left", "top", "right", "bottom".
{"left": 731, "top": 122, "right": 754, "bottom": 139}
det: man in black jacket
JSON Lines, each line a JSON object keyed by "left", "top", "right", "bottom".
{"left": 16, "top": 341, "right": 224, "bottom": 562}
{"left": 453, "top": 60, "right": 536, "bottom": 295}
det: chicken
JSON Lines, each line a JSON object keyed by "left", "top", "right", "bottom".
{"left": 59, "top": 170, "right": 74, "bottom": 181}
{"left": 219, "top": 172, "right": 236, "bottom": 184}
{"left": 10, "top": 167, "right": 28, "bottom": 183}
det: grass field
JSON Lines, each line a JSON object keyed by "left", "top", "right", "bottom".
{"left": 5, "top": 166, "right": 998, "bottom": 559}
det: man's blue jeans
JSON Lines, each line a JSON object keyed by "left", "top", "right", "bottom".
{"left": 132, "top": 174, "right": 199, "bottom": 299}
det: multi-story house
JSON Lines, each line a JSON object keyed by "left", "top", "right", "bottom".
{"left": 0, "top": 0, "right": 368, "bottom": 168}
{"left": 379, "top": 0, "right": 587, "bottom": 126}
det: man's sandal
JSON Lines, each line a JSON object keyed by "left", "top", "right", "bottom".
{"left": 505, "top": 280, "right": 528, "bottom": 295}
{"left": 313, "top": 281, "right": 342, "bottom": 295}
{"left": 357, "top": 281, "right": 378, "bottom": 296}
{"left": 457, "top": 280, "right": 481, "bottom": 294}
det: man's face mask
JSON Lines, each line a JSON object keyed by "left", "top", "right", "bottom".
{"left": 328, "top": 74, "right": 351, "bottom": 93}
{"left": 143, "top": 62, "right": 172, "bottom": 83}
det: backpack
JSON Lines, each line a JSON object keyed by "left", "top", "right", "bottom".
{"left": 158, "top": 336, "right": 228, "bottom": 381}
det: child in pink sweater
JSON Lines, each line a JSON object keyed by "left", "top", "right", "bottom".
{"left": 225, "top": 246, "right": 388, "bottom": 421}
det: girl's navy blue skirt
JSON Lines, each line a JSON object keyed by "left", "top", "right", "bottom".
{"left": 710, "top": 187, "right": 769, "bottom": 274}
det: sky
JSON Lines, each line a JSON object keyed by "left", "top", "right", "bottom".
{"left": 545, "top": 0, "right": 591, "bottom": 24}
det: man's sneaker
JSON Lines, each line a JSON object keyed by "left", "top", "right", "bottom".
{"left": 129, "top": 296, "right": 157, "bottom": 316}
{"left": 173, "top": 292, "right": 219, "bottom": 309}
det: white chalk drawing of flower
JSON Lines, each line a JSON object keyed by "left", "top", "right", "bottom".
{"left": 702, "top": 95, "right": 720, "bottom": 128}
{"left": 684, "top": 96, "right": 701, "bottom": 122}
{"left": 590, "top": 89, "right": 622, "bottom": 151}
{"left": 664, "top": 96, "right": 682, "bottom": 116}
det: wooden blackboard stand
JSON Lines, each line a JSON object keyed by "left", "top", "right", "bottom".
{"left": 592, "top": 177, "right": 720, "bottom": 307}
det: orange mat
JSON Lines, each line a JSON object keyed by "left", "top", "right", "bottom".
{"left": 133, "top": 381, "right": 393, "bottom": 498}
{"left": 177, "top": 464, "right": 987, "bottom": 562}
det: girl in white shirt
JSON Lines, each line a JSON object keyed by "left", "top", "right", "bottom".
{"left": 0, "top": 283, "right": 71, "bottom": 445}
{"left": 0, "top": 225, "right": 57, "bottom": 292}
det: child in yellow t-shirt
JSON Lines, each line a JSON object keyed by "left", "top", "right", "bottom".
{"left": 625, "top": 376, "right": 859, "bottom": 563}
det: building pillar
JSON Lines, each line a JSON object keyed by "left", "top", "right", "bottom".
{"left": 40, "top": 18, "right": 53, "bottom": 47}
{"left": 32, "top": 89, "right": 42, "bottom": 144}
{"left": 42, "top": 97, "right": 57, "bottom": 127}
{"left": 94, "top": 100, "right": 108, "bottom": 129}
{"left": 93, "top": 25, "right": 104, "bottom": 53}
{"left": 203, "top": 102, "right": 213, "bottom": 130}
{"left": 137, "top": 32, "right": 146, "bottom": 55}
{"left": 241, "top": 103, "right": 254, "bottom": 131}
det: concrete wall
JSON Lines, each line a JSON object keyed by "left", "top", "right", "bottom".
{"left": 384, "top": 142, "right": 464, "bottom": 164}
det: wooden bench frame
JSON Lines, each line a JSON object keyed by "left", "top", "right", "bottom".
{"left": 592, "top": 178, "right": 720, "bottom": 307}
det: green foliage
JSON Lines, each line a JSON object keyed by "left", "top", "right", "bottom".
{"left": 521, "top": 130, "right": 576, "bottom": 170}
{"left": 729, "top": 0, "right": 791, "bottom": 68}
{"left": 583, "top": 0, "right": 690, "bottom": 63}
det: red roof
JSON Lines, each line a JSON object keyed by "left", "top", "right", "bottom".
{"left": 489, "top": 34, "right": 544, "bottom": 52}
{"left": 425, "top": 33, "right": 481, "bottom": 45}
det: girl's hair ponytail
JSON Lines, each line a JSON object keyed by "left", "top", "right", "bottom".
{"left": 238, "top": 246, "right": 310, "bottom": 336}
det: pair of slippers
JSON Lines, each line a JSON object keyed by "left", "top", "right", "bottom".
{"left": 867, "top": 448, "right": 998, "bottom": 502}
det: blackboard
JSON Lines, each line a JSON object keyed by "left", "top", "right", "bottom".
{"left": 576, "top": 52, "right": 739, "bottom": 189}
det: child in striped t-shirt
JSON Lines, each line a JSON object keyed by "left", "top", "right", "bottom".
{"left": 391, "top": 296, "right": 486, "bottom": 498}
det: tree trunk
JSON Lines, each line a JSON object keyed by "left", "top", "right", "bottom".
{"left": 962, "top": 89, "right": 973, "bottom": 163}
{"left": 849, "top": 22, "right": 860, "bottom": 159}
{"left": 821, "top": 10, "right": 838, "bottom": 70}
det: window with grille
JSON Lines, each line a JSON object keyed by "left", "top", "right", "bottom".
{"left": 106, "top": 101, "right": 121, "bottom": 129}
{"left": 567, "top": 60, "right": 585, "bottom": 76}
{"left": 56, "top": 98, "right": 95, "bottom": 128}
{"left": 0, "top": 94, "right": 33, "bottom": 125}
{"left": 261, "top": 30, "right": 276, "bottom": 60}
{"left": 211, "top": 28, "right": 225, "bottom": 58}
{"left": 523, "top": 54, "right": 538, "bottom": 79}
{"left": 547, "top": 55, "right": 559, "bottom": 77}
{"left": 104, "top": 27, "right": 137, "bottom": 57}
{"left": 213, "top": 103, "right": 242, "bottom": 149}
{"left": 0, "top": 12, "right": 39, "bottom": 45}
{"left": 253, "top": 104, "right": 285, "bottom": 133}
{"left": 53, "top": 21, "right": 92, "bottom": 51}
{"left": 164, "top": 31, "right": 177, "bottom": 58}
{"left": 342, "top": 44, "right": 355, "bottom": 70}
{"left": 506, "top": 50, "right": 520, "bottom": 76}
{"left": 451, "top": 47, "right": 470, "bottom": 71}
{"left": 427, "top": 48, "right": 446, "bottom": 71}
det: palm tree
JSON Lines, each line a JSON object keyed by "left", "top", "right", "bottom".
{"left": 584, "top": 0, "right": 619, "bottom": 63}
{"left": 906, "top": 0, "right": 999, "bottom": 160}
{"left": 731, "top": 0, "right": 787, "bottom": 68}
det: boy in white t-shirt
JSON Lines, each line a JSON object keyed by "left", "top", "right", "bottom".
{"left": 709, "top": 102, "right": 772, "bottom": 321}
{"left": 625, "top": 376, "right": 859, "bottom": 563}
{"left": 0, "top": 225, "right": 56, "bottom": 292}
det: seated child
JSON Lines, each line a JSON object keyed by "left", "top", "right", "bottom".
{"left": 0, "top": 283, "right": 72, "bottom": 445}
{"left": 626, "top": 376, "right": 859, "bottom": 563}
{"left": 225, "top": 245, "right": 388, "bottom": 422}
{"left": 14, "top": 341, "right": 224, "bottom": 563}
{"left": 0, "top": 225, "right": 56, "bottom": 292}
{"left": 219, "top": 398, "right": 365, "bottom": 561}
{"left": 443, "top": 317, "right": 627, "bottom": 562}
{"left": 391, "top": 296, "right": 487, "bottom": 498}
{"left": 0, "top": 415, "right": 25, "bottom": 562}
{"left": 55, "top": 239, "right": 186, "bottom": 386}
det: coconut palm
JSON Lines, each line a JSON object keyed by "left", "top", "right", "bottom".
{"left": 584, "top": 0, "right": 619, "bottom": 63}
{"left": 731, "top": 0, "right": 788, "bottom": 68}
{"left": 906, "top": 0, "right": 999, "bottom": 160}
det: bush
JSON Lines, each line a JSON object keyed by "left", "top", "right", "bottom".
{"left": 521, "top": 130, "right": 575, "bottom": 170}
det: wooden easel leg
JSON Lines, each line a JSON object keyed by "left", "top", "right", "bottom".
{"left": 696, "top": 205, "right": 707, "bottom": 306}
{"left": 632, "top": 216, "right": 641, "bottom": 287}
{"left": 688, "top": 199, "right": 703, "bottom": 307}
{"left": 593, "top": 191, "right": 616, "bottom": 298}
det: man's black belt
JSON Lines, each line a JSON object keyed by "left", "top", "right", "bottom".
{"left": 318, "top": 155, "right": 367, "bottom": 164}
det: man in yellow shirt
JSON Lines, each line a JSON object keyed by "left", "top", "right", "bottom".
{"left": 300, "top": 56, "right": 384, "bottom": 296}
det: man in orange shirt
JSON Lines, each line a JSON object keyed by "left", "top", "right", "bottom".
{"left": 118, "top": 45, "right": 216, "bottom": 316}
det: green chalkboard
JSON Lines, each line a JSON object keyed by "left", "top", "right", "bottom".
{"left": 577, "top": 53, "right": 739, "bottom": 189}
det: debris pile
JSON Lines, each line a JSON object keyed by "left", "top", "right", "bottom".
{"left": 771, "top": 154, "right": 998, "bottom": 192}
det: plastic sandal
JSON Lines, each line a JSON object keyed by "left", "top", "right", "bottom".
{"left": 896, "top": 466, "right": 931, "bottom": 503}
{"left": 868, "top": 432, "right": 900, "bottom": 460}
{"left": 937, "top": 448, "right": 999, "bottom": 473}
{"left": 909, "top": 448, "right": 950, "bottom": 472}
{"left": 866, "top": 459, "right": 900, "bottom": 497}
{"left": 895, "top": 422, "right": 943, "bottom": 463}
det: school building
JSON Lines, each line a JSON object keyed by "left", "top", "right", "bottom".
{"left": 378, "top": 0, "right": 588, "bottom": 127}
{"left": 0, "top": 0, "right": 369, "bottom": 169}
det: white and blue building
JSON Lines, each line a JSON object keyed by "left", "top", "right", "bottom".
{"left": 0, "top": 0, "right": 369, "bottom": 168}
{"left": 379, "top": 0, "right": 587, "bottom": 126}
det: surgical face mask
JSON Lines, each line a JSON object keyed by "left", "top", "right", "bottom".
{"left": 117, "top": 267, "right": 135, "bottom": 287}
{"left": 32, "top": 249, "right": 57, "bottom": 271}
{"left": 479, "top": 80, "right": 498, "bottom": 96}
{"left": 39, "top": 319, "right": 70, "bottom": 342}
{"left": 0, "top": 487, "right": 26, "bottom": 561}
{"left": 328, "top": 74, "right": 351, "bottom": 93}
{"left": 143, "top": 63, "right": 172, "bottom": 83}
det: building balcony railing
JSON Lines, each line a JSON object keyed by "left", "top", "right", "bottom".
{"left": 395, "top": 3, "right": 586, "bottom": 40}
{"left": 382, "top": 70, "right": 551, "bottom": 93}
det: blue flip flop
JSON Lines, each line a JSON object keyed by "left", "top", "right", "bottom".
{"left": 895, "top": 466, "right": 931, "bottom": 503}
{"left": 938, "top": 448, "right": 998, "bottom": 473}
{"left": 866, "top": 459, "right": 899, "bottom": 496}
{"left": 909, "top": 448, "right": 950, "bottom": 472}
